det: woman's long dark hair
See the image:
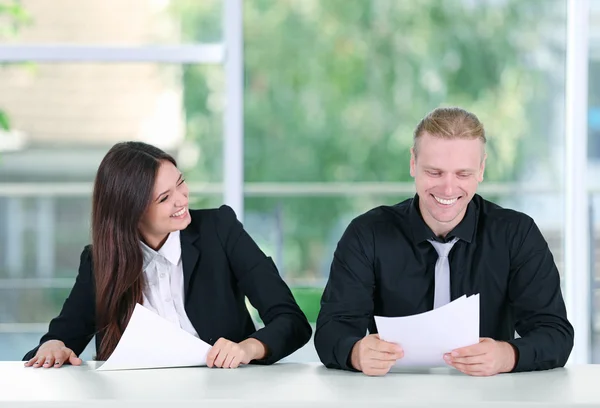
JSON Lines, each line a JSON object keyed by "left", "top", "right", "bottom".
{"left": 92, "top": 141, "right": 176, "bottom": 360}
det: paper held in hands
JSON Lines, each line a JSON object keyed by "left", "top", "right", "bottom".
{"left": 375, "top": 294, "right": 480, "bottom": 367}
{"left": 96, "top": 303, "right": 211, "bottom": 371}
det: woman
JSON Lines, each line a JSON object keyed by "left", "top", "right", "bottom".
{"left": 23, "top": 141, "right": 311, "bottom": 368}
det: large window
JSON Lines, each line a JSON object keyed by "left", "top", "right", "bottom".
{"left": 0, "top": 0, "right": 227, "bottom": 360}
{"left": 0, "top": 0, "right": 595, "bottom": 364}
{"left": 241, "top": 0, "right": 568, "bottom": 332}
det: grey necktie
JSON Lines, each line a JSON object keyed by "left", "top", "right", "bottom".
{"left": 427, "top": 237, "right": 459, "bottom": 309}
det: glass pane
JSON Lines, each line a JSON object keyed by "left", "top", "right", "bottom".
{"left": 244, "top": 0, "right": 566, "bottom": 185}
{"left": 590, "top": 0, "right": 600, "bottom": 360}
{"left": 0, "top": 288, "right": 73, "bottom": 324}
{"left": 0, "top": 62, "right": 223, "bottom": 181}
{"left": 593, "top": 196, "right": 600, "bottom": 364}
{"left": 0, "top": 61, "right": 224, "bottom": 360}
{"left": 0, "top": 0, "right": 222, "bottom": 45}
{"left": 244, "top": 195, "right": 411, "bottom": 286}
{"left": 243, "top": 0, "right": 567, "bottom": 329}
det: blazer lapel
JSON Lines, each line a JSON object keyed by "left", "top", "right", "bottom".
{"left": 180, "top": 222, "right": 201, "bottom": 301}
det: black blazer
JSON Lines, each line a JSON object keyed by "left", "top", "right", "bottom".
{"left": 23, "top": 205, "right": 311, "bottom": 364}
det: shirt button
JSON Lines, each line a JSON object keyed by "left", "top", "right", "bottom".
{"left": 164, "top": 298, "right": 172, "bottom": 303}
{"left": 160, "top": 273, "right": 166, "bottom": 278}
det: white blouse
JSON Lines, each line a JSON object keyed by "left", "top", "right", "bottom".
{"left": 140, "top": 231, "right": 199, "bottom": 338}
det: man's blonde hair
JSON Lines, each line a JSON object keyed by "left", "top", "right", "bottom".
{"left": 413, "top": 107, "right": 486, "bottom": 156}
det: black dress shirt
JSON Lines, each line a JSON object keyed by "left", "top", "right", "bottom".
{"left": 315, "top": 194, "right": 573, "bottom": 372}
{"left": 23, "top": 205, "right": 311, "bottom": 364}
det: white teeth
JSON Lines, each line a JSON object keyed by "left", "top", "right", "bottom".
{"left": 171, "top": 208, "right": 186, "bottom": 217}
{"left": 434, "top": 196, "right": 458, "bottom": 205}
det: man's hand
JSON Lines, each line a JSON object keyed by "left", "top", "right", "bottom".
{"left": 444, "top": 337, "right": 517, "bottom": 376}
{"left": 350, "top": 334, "right": 404, "bottom": 376}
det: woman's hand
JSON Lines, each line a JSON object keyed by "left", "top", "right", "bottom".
{"left": 206, "top": 337, "right": 267, "bottom": 368}
{"left": 24, "top": 340, "right": 82, "bottom": 368}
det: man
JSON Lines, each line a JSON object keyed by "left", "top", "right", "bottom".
{"left": 314, "top": 107, "right": 573, "bottom": 376}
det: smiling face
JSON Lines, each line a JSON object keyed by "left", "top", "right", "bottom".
{"left": 138, "top": 160, "right": 191, "bottom": 249}
{"left": 410, "top": 132, "right": 486, "bottom": 237}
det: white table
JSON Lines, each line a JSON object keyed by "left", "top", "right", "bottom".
{"left": 1, "top": 362, "right": 599, "bottom": 407}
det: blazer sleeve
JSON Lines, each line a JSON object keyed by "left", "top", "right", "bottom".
{"left": 22, "top": 246, "right": 97, "bottom": 361}
{"left": 214, "top": 205, "right": 312, "bottom": 364}
{"left": 507, "top": 217, "right": 574, "bottom": 372}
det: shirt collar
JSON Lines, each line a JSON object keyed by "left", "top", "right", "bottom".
{"left": 140, "top": 230, "right": 182, "bottom": 269}
{"left": 408, "top": 194, "right": 477, "bottom": 244}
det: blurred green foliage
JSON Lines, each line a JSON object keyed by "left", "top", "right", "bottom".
{"left": 173, "top": 1, "right": 564, "bottom": 288}
{"left": 0, "top": 0, "right": 31, "bottom": 131}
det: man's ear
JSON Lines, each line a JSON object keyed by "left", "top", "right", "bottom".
{"left": 410, "top": 147, "right": 416, "bottom": 178}
{"left": 478, "top": 152, "right": 487, "bottom": 182}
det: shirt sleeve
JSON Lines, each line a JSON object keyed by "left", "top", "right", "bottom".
{"left": 506, "top": 216, "right": 574, "bottom": 372}
{"left": 314, "top": 219, "right": 375, "bottom": 370}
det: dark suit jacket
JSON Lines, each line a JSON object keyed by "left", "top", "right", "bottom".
{"left": 23, "top": 205, "right": 311, "bottom": 364}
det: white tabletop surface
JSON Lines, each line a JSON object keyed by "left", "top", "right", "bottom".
{"left": 1, "top": 361, "right": 600, "bottom": 408}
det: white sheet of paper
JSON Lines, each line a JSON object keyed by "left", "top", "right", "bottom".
{"left": 375, "top": 294, "right": 480, "bottom": 367}
{"left": 97, "top": 303, "right": 211, "bottom": 371}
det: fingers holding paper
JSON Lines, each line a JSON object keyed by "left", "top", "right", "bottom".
{"left": 350, "top": 334, "right": 404, "bottom": 376}
{"left": 207, "top": 337, "right": 267, "bottom": 369}
{"left": 444, "top": 337, "right": 516, "bottom": 376}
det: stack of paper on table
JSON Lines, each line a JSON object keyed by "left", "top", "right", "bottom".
{"left": 375, "top": 294, "right": 479, "bottom": 367}
{"left": 97, "top": 303, "right": 211, "bottom": 371}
